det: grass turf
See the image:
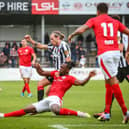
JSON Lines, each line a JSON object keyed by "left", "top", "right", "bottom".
{"left": 0, "top": 80, "right": 129, "bottom": 129}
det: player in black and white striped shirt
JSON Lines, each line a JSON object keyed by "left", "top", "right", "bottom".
{"left": 25, "top": 31, "right": 71, "bottom": 101}
{"left": 117, "top": 43, "right": 129, "bottom": 83}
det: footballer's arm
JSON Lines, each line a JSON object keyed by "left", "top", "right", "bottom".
{"left": 34, "top": 63, "right": 51, "bottom": 76}
{"left": 31, "top": 53, "right": 36, "bottom": 66}
{"left": 24, "top": 35, "right": 48, "bottom": 49}
{"left": 74, "top": 71, "right": 96, "bottom": 86}
{"left": 68, "top": 25, "right": 89, "bottom": 42}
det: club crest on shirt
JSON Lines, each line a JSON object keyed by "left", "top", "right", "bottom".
{"left": 25, "top": 49, "right": 28, "bottom": 53}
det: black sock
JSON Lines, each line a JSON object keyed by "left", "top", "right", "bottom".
{"left": 37, "top": 89, "right": 44, "bottom": 101}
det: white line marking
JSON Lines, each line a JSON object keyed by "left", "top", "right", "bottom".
{"left": 49, "top": 124, "right": 128, "bottom": 128}
{"left": 65, "top": 124, "right": 128, "bottom": 127}
{"left": 49, "top": 125, "right": 69, "bottom": 129}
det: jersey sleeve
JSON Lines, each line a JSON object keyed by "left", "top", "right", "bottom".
{"left": 62, "top": 42, "right": 69, "bottom": 51}
{"left": 62, "top": 43, "right": 70, "bottom": 57}
{"left": 118, "top": 21, "right": 126, "bottom": 32}
{"left": 85, "top": 18, "right": 95, "bottom": 28}
{"left": 50, "top": 70, "right": 57, "bottom": 78}
{"left": 69, "top": 76, "right": 77, "bottom": 85}
{"left": 30, "top": 47, "right": 34, "bottom": 54}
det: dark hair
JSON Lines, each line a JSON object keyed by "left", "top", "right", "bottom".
{"left": 97, "top": 3, "right": 108, "bottom": 13}
{"left": 111, "top": 15, "right": 120, "bottom": 21}
{"left": 52, "top": 31, "right": 65, "bottom": 40}
{"left": 65, "top": 61, "right": 75, "bottom": 70}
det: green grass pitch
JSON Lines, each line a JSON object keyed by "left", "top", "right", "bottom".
{"left": 0, "top": 80, "right": 129, "bottom": 129}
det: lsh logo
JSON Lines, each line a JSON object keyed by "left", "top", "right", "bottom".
{"left": 32, "top": 0, "right": 59, "bottom": 14}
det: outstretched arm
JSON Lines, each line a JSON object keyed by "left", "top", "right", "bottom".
{"left": 24, "top": 35, "right": 48, "bottom": 49}
{"left": 34, "top": 63, "right": 51, "bottom": 76}
{"left": 73, "top": 71, "right": 96, "bottom": 86}
{"left": 68, "top": 25, "right": 89, "bottom": 43}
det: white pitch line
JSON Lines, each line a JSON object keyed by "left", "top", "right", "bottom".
{"left": 49, "top": 125, "right": 69, "bottom": 129}
{"left": 63, "top": 124, "right": 128, "bottom": 127}
{"left": 49, "top": 124, "right": 128, "bottom": 129}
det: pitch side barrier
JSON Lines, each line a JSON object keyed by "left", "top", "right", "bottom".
{"left": 0, "top": 68, "right": 104, "bottom": 81}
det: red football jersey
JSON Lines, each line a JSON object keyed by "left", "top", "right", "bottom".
{"left": 85, "top": 14, "right": 126, "bottom": 55}
{"left": 18, "top": 46, "right": 34, "bottom": 66}
{"left": 48, "top": 71, "right": 76, "bottom": 100}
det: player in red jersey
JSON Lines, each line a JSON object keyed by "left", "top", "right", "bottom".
{"left": 18, "top": 39, "right": 36, "bottom": 97}
{"left": 68, "top": 3, "right": 129, "bottom": 124}
{"left": 0, "top": 61, "right": 96, "bottom": 118}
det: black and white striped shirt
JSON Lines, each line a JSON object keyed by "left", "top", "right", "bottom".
{"left": 119, "top": 52, "right": 128, "bottom": 68}
{"left": 48, "top": 41, "right": 71, "bottom": 70}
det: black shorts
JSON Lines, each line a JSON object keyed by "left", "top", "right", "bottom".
{"left": 117, "top": 66, "right": 129, "bottom": 83}
{"left": 46, "top": 76, "right": 54, "bottom": 83}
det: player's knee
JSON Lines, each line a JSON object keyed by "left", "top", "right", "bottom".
{"left": 50, "top": 104, "right": 60, "bottom": 115}
{"left": 24, "top": 105, "right": 37, "bottom": 114}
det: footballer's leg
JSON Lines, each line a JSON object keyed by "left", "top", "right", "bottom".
{"left": 25, "top": 78, "right": 32, "bottom": 97}
{"left": 51, "top": 104, "right": 90, "bottom": 118}
{"left": 93, "top": 81, "right": 115, "bottom": 119}
{"left": 0, "top": 105, "right": 37, "bottom": 118}
{"left": 37, "top": 78, "right": 51, "bottom": 101}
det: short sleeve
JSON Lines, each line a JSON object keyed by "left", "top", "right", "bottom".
{"left": 69, "top": 76, "right": 77, "bottom": 85}
{"left": 118, "top": 21, "right": 126, "bottom": 32}
{"left": 30, "top": 47, "right": 34, "bottom": 54}
{"left": 62, "top": 42, "right": 69, "bottom": 51}
{"left": 85, "top": 18, "right": 95, "bottom": 28}
{"left": 50, "top": 70, "right": 57, "bottom": 78}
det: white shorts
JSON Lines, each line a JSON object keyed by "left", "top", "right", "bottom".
{"left": 19, "top": 66, "right": 32, "bottom": 78}
{"left": 98, "top": 51, "right": 120, "bottom": 79}
{"left": 32, "top": 96, "right": 62, "bottom": 113}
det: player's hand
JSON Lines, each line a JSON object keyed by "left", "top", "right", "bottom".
{"left": 89, "top": 70, "right": 96, "bottom": 78}
{"left": 125, "top": 51, "right": 129, "bottom": 64}
{"left": 33, "top": 63, "right": 40, "bottom": 69}
{"left": 24, "top": 35, "right": 32, "bottom": 42}
{"left": 68, "top": 35, "right": 72, "bottom": 43}
{"left": 31, "top": 60, "right": 36, "bottom": 67}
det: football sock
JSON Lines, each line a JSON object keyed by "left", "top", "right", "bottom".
{"left": 59, "top": 108, "right": 77, "bottom": 116}
{"left": 111, "top": 83, "right": 127, "bottom": 115}
{"left": 104, "top": 84, "right": 113, "bottom": 114}
{"left": 37, "top": 85, "right": 44, "bottom": 101}
{"left": 25, "top": 83, "right": 31, "bottom": 94}
{"left": 4, "top": 109, "right": 26, "bottom": 117}
{"left": 22, "top": 85, "right": 26, "bottom": 93}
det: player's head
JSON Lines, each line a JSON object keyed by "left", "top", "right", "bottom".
{"left": 50, "top": 31, "right": 65, "bottom": 46}
{"left": 21, "top": 39, "right": 28, "bottom": 47}
{"left": 97, "top": 3, "right": 108, "bottom": 16}
{"left": 60, "top": 61, "right": 75, "bottom": 75}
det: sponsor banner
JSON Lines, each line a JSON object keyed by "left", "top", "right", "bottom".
{"left": 59, "top": 0, "right": 129, "bottom": 15}
{"left": 0, "top": 68, "right": 104, "bottom": 81}
{"left": 32, "top": 0, "right": 59, "bottom": 15}
{"left": 0, "top": 0, "right": 31, "bottom": 14}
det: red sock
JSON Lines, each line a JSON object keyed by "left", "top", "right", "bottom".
{"left": 111, "top": 84, "right": 127, "bottom": 115}
{"left": 59, "top": 108, "right": 77, "bottom": 116}
{"left": 104, "top": 84, "right": 113, "bottom": 113}
{"left": 4, "top": 109, "right": 26, "bottom": 117}
{"left": 25, "top": 83, "right": 31, "bottom": 94}
{"left": 37, "top": 85, "right": 44, "bottom": 91}
{"left": 22, "top": 85, "right": 26, "bottom": 93}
